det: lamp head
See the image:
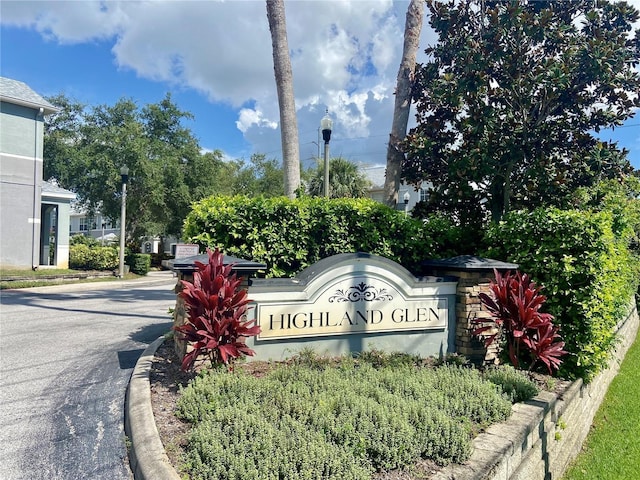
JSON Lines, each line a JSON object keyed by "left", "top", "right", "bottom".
{"left": 120, "top": 165, "right": 129, "bottom": 184}
{"left": 403, "top": 191, "right": 410, "bottom": 204}
{"left": 321, "top": 109, "right": 332, "bottom": 143}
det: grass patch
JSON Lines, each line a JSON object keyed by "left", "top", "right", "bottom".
{"left": 0, "top": 268, "right": 82, "bottom": 277}
{"left": 175, "top": 353, "right": 538, "bottom": 479}
{"left": 562, "top": 330, "right": 640, "bottom": 480}
{"left": 0, "top": 268, "right": 140, "bottom": 289}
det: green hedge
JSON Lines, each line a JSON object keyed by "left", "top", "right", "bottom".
{"left": 69, "top": 244, "right": 119, "bottom": 271}
{"left": 126, "top": 253, "right": 151, "bottom": 275}
{"left": 484, "top": 208, "right": 640, "bottom": 380}
{"left": 183, "top": 196, "right": 463, "bottom": 277}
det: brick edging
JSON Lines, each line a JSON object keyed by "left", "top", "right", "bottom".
{"left": 432, "top": 299, "right": 639, "bottom": 480}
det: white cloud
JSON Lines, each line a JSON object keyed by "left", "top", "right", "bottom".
{"left": 0, "top": 0, "right": 437, "bottom": 162}
{"left": 1, "top": 0, "right": 124, "bottom": 43}
{"left": 236, "top": 107, "right": 278, "bottom": 133}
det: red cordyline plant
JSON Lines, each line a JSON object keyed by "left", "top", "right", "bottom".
{"left": 473, "top": 269, "right": 567, "bottom": 374}
{"left": 174, "top": 247, "right": 261, "bottom": 371}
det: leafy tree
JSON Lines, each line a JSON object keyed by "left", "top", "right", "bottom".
{"left": 306, "top": 157, "right": 372, "bottom": 198}
{"left": 185, "top": 150, "right": 232, "bottom": 199}
{"left": 44, "top": 94, "right": 222, "bottom": 244}
{"left": 45, "top": 93, "right": 287, "bottom": 244}
{"left": 43, "top": 94, "right": 87, "bottom": 186}
{"left": 402, "top": 0, "right": 639, "bottom": 224}
{"left": 230, "top": 153, "right": 285, "bottom": 197}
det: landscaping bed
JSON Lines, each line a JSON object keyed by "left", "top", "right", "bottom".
{"left": 149, "top": 340, "right": 543, "bottom": 480}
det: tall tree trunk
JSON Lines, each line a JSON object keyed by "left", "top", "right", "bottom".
{"left": 266, "top": 0, "right": 300, "bottom": 198}
{"left": 383, "top": 0, "right": 424, "bottom": 207}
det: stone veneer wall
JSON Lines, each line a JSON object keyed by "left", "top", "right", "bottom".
{"left": 449, "top": 269, "right": 500, "bottom": 364}
{"left": 421, "top": 258, "right": 519, "bottom": 365}
{"left": 433, "top": 299, "right": 639, "bottom": 480}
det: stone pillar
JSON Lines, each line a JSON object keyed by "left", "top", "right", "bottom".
{"left": 422, "top": 256, "right": 518, "bottom": 366}
{"left": 172, "top": 273, "right": 189, "bottom": 359}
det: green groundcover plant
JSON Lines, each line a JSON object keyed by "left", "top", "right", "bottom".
{"left": 176, "top": 354, "right": 537, "bottom": 480}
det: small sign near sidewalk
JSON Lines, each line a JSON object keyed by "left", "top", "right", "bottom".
{"left": 174, "top": 244, "right": 199, "bottom": 259}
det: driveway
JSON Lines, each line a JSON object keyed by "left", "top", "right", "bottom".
{"left": 0, "top": 273, "right": 177, "bottom": 480}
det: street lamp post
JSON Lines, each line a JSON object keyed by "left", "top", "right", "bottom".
{"left": 321, "top": 109, "right": 333, "bottom": 198}
{"left": 118, "top": 165, "right": 129, "bottom": 278}
{"left": 403, "top": 191, "right": 410, "bottom": 217}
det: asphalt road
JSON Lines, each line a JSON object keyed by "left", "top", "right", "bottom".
{"left": 0, "top": 274, "right": 177, "bottom": 480}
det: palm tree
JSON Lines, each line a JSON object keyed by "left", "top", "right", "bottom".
{"left": 383, "top": 0, "right": 424, "bottom": 207}
{"left": 266, "top": 0, "right": 300, "bottom": 198}
{"left": 306, "top": 158, "right": 372, "bottom": 198}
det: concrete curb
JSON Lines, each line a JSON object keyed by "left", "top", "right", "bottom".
{"left": 125, "top": 336, "right": 181, "bottom": 480}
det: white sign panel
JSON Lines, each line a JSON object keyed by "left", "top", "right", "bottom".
{"left": 255, "top": 276, "right": 448, "bottom": 340}
{"left": 174, "top": 244, "right": 200, "bottom": 259}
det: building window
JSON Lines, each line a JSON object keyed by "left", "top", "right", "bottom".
{"left": 79, "top": 217, "right": 89, "bottom": 231}
{"left": 419, "top": 188, "right": 429, "bottom": 203}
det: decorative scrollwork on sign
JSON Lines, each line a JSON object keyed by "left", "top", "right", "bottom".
{"left": 328, "top": 282, "right": 394, "bottom": 303}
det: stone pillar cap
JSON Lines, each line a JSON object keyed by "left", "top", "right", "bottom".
{"left": 167, "top": 253, "right": 267, "bottom": 275}
{"left": 421, "top": 255, "right": 518, "bottom": 272}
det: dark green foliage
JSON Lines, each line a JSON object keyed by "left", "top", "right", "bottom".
{"left": 176, "top": 358, "right": 513, "bottom": 478}
{"left": 417, "top": 212, "right": 485, "bottom": 256}
{"left": 150, "top": 252, "right": 172, "bottom": 268}
{"left": 184, "top": 196, "right": 460, "bottom": 277}
{"left": 69, "top": 244, "right": 118, "bottom": 271}
{"left": 484, "top": 365, "right": 539, "bottom": 403}
{"left": 484, "top": 208, "right": 640, "bottom": 380}
{"left": 403, "top": 0, "right": 639, "bottom": 223}
{"left": 125, "top": 253, "right": 151, "bottom": 275}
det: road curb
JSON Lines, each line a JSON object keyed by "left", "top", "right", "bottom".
{"left": 125, "top": 336, "right": 181, "bottom": 480}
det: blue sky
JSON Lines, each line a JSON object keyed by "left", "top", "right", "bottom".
{"left": 1, "top": 0, "right": 639, "bottom": 171}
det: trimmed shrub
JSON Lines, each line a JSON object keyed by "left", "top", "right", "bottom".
{"left": 125, "top": 253, "right": 151, "bottom": 275}
{"left": 69, "top": 243, "right": 119, "bottom": 270}
{"left": 183, "top": 195, "right": 463, "bottom": 277}
{"left": 484, "top": 208, "right": 640, "bottom": 380}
